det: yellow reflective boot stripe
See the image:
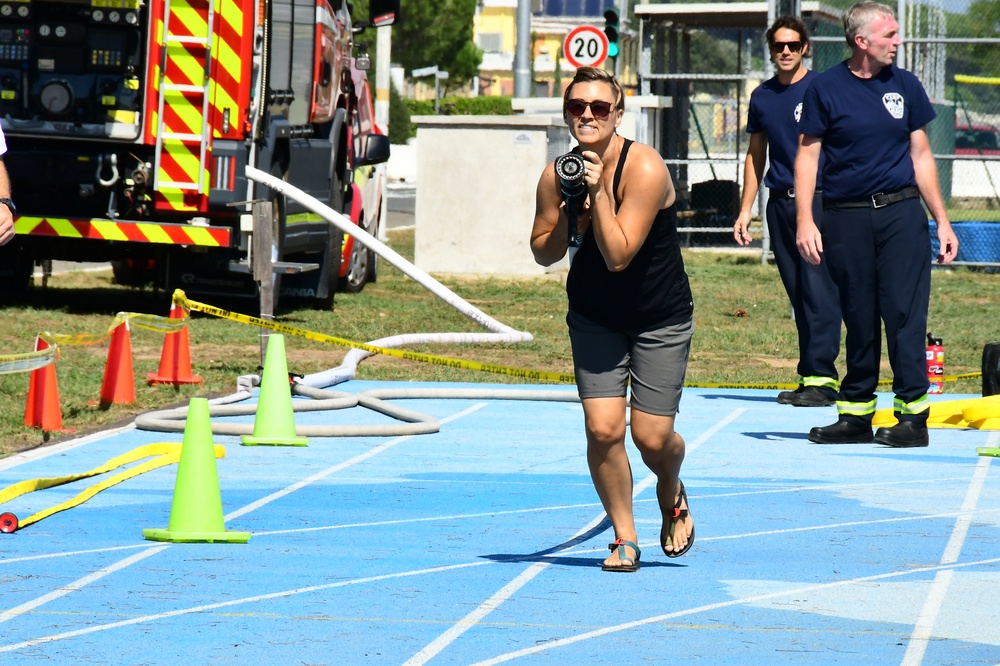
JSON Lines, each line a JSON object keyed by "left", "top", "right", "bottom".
{"left": 895, "top": 394, "right": 931, "bottom": 415}
{"left": 802, "top": 376, "right": 839, "bottom": 390}
{"left": 837, "top": 398, "right": 878, "bottom": 416}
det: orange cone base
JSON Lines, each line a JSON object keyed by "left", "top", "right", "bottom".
{"left": 146, "top": 372, "right": 203, "bottom": 385}
{"left": 240, "top": 434, "right": 309, "bottom": 447}
{"left": 142, "top": 527, "right": 250, "bottom": 543}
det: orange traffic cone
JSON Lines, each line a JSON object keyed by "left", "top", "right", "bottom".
{"left": 24, "top": 337, "right": 63, "bottom": 432}
{"left": 100, "top": 319, "right": 136, "bottom": 407}
{"left": 147, "top": 302, "right": 202, "bottom": 385}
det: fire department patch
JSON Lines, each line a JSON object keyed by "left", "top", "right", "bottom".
{"left": 882, "top": 93, "right": 904, "bottom": 119}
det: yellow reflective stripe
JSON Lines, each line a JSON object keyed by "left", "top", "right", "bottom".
{"left": 894, "top": 394, "right": 931, "bottom": 415}
{"left": 89, "top": 219, "right": 135, "bottom": 241}
{"left": 183, "top": 226, "right": 226, "bottom": 246}
{"left": 162, "top": 95, "right": 204, "bottom": 136}
{"left": 214, "top": 31, "right": 241, "bottom": 85}
{"left": 837, "top": 399, "right": 877, "bottom": 416}
{"left": 158, "top": 189, "right": 198, "bottom": 211}
{"left": 802, "top": 376, "right": 839, "bottom": 390}
{"left": 43, "top": 218, "right": 85, "bottom": 238}
{"left": 13, "top": 217, "right": 45, "bottom": 234}
{"left": 172, "top": 3, "right": 209, "bottom": 39}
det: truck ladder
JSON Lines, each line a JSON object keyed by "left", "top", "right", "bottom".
{"left": 153, "top": 0, "right": 215, "bottom": 196}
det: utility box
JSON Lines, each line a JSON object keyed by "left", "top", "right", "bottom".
{"left": 412, "top": 115, "right": 572, "bottom": 276}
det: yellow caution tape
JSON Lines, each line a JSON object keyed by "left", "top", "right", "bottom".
{"left": 685, "top": 382, "right": 798, "bottom": 390}
{"left": 0, "top": 346, "right": 58, "bottom": 376}
{"left": 173, "top": 290, "right": 987, "bottom": 390}
{"left": 872, "top": 394, "right": 1000, "bottom": 430}
{"left": 0, "top": 308, "right": 188, "bottom": 377}
{"left": 0, "top": 443, "right": 225, "bottom": 531}
{"left": 176, "top": 292, "right": 578, "bottom": 384}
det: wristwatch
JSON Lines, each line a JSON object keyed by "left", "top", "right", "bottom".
{"left": 0, "top": 198, "right": 15, "bottom": 215}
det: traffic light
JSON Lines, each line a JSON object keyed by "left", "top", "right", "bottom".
{"left": 604, "top": 8, "right": 620, "bottom": 59}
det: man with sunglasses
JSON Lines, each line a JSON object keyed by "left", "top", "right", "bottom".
{"left": 531, "top": 67, "right": 695, "bottom": 571}
{"left": 734, "top": 16, "right": 841, "bottom": 408}
{"left": 795, "top": 1, "right": 958, "bottom": 447}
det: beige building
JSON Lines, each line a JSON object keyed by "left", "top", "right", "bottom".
{"left": 474, "top": 0, "right": 634, "bottom": 98}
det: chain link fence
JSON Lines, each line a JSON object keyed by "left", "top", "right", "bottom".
{"left": 636, "top": 1, "right": 1000, "bottom": 265}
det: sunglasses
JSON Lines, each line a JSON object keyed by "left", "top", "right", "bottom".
{"left": 769, "top": 40, "right": 803, "bottom": 53}
{"left": 565, "top": 98, "right": 614, "bottom": 120}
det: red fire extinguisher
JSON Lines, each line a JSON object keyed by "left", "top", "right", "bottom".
{"left": 926, "top": 333, "right": 944, "bottom": 394}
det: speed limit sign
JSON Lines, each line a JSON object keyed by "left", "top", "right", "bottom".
{"left": 563, "top": 25, "right": 609, "bottom": 69}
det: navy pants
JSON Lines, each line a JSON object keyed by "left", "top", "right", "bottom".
{"left": 767, "top": 194, "right": 841, "bottom": 382}
{"left": 821, "top": 198, "right": 931, "bottom": 417}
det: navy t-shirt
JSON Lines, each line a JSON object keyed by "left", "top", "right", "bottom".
{"left": 746, "top": 70, "right": 820, "bottom": 190}
{"left": 799, "top": 61, "right": 935, "bottom": 200}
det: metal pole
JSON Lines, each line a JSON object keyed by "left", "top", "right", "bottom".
{"left": 514, "top": 0, "right": 531, "bottom": 98}
{"left": 252, "top": 200, "right": 274, "bottom": 364}
{"left": 897, "top": 0, "right": 907, "bottom": 70}
{"left": 375, "top": 25, "right": 392, "bottom": 133}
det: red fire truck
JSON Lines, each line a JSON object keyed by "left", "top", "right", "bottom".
{"left": 0, "top": 0, "right": 398, "bottom": 308}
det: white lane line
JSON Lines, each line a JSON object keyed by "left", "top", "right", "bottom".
{"left": 402, "top": 562, "right": 552, "bottom": 666}
{"left": 0, "top": 403, "right": 487, "bottom": 637}
{"left": 0, "top": 546, "right": 168, "bottom": 625}
{"left": 470, "top": 555, "right": 1000, "bottom": 665}
{"left": 900, "top": 432, "right": 996, "bottom": 666}
{"left": 403, "top": 408, "right": 746, "bottom": 666}
{"left": 0, "top": 423, "right": 137, "bottom": 471}
{"left": 225, "top": 403, "right": 487, "bottom": 522}
{"left": 0, "top": 560, "right": 494, "bottom": 653}
{"left": 0, "top": 544, "right": 155, "bottom": 565}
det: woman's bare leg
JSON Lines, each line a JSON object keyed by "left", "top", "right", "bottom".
{"left": 630, "top": 409, "right": 692, "bottom": 555}
{"left": 582, "top": 396, "right": 637, "bottom": 568}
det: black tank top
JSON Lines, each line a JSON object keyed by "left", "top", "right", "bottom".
{"left": 566, "top": 139, "right": 694, "bottom": 329}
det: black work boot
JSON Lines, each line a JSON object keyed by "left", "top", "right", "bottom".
{"left": 788, "top": 386, "right": 836, "bottom": 407}
{"left": 777, "top": 386, "right": 804, "bottom": 404}
{"left": 874, "top": 420, "right": 929, "bottom": 448}
{"left": 809, "top": 417, "right": 873, "bottom": 444}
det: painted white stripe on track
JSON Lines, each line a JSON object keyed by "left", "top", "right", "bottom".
{"left": 224, "top": 403, "right": 488, "bottom": 523}
{"left": 0, "top": 546, "right": 168, "bottom": 625}
{"left": 403, "top": 408, "right": 746, "bottom": 665}
{"left": 0, "top": 423, "right": 137, "bottom": 472}
{"left": 470, "top": 555, "right": 1000, "bottom": 665}
{"left": 0, "top": 560, "right": 494, "bottom": 653}
{"left": 0, "top": 403, "right": 487, "bottom": 643}
{"left": 900, "top": 430, "right": 997, "bottom": 666}
{"left": 0, "top": 544, "right": 156, "bottom": 565}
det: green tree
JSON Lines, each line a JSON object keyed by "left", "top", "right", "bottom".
{"left": 967, "top": 0, "right": 1000, "bottom": 68}
{"left": 392, "top": 0, "right": 483, "bottom": 92}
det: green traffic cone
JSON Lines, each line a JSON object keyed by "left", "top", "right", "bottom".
{"left": 143, "top": 397, "right": 250, "bottom": 543}
{"left": 241, "top": 334, "right": 309, "bottom": 446}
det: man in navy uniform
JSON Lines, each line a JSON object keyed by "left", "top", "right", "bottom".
{"left": 735, "top": 15, "right": 841, "bottom": 407}
{"left": 795, "top": 1, "right": 958, "bottom": 447}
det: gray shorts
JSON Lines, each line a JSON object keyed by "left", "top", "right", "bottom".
{"left": 567, "top": 309, "right": 694, "bottom": 416}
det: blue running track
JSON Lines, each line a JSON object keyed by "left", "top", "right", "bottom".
{"left": 1, "top": 382, "right": 998, "bottom": 664}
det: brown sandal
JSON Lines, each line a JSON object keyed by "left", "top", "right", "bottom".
{"left": 661, "top": 480, "right": 694, "bottom": 558}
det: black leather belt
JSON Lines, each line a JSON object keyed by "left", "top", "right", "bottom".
{"left": 823, "top": 187, "right": 920, "bottom": 209}
{"left": 768, "top": 188, "right": 820, "bottom": 199}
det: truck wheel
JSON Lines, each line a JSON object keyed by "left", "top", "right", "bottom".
{"left": 111, "top": 258, "right": 157, "bottom": 288}
{"left": 314, "top": 162, "right": 347, "bottom": 309}
{"left": 339, "top": 216, "right": 374, "bottom": 293}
